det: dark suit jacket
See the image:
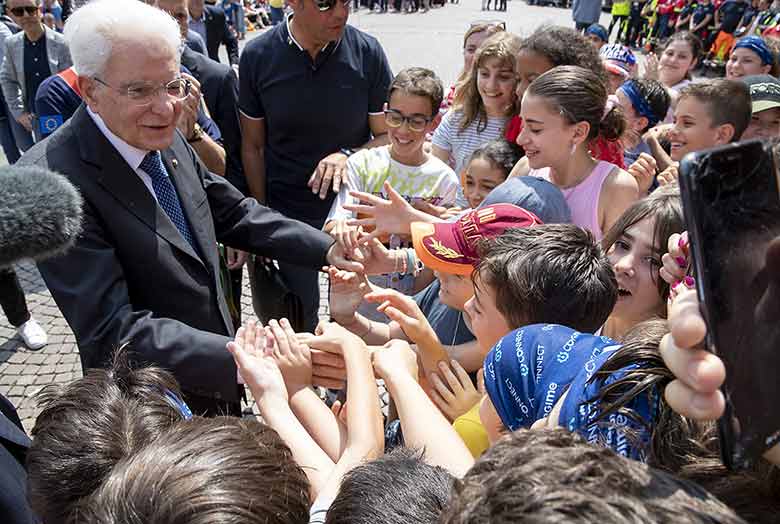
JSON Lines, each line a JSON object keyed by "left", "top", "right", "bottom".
{"left": 19, "top": 105, "right": 333, "bottom": 404}
{"left": 204, "top": 5, "right": 239, "bottom": 66}
{"left": 181, "top": 46, "right": 246, "bottom": 194}
{"left": 0, "top": 395, "right": 36, "bottom": 524}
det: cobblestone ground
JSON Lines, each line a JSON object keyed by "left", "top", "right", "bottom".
{"left": 0, "top": 261, "right": 332, "bottom": 433}
{"left": 0, "top": 0, "right": 586, "bottom": 432}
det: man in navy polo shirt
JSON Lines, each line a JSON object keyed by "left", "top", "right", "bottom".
{"left": 239, "top": 0, "right": 392, "bottom": 331}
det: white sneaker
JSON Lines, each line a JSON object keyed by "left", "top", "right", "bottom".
{"left": 18, "top": 318, "right": 47, "bottom": 350}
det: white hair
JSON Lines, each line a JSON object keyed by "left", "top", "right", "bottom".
{"left": 63, "top": 0, "right": 182, "bottom": 78}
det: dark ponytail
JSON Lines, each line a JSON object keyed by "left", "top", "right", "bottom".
{"left": 528, "top": 65, "right": 625, "bottom": 142}
{"left": 599, "top": 100, "right": 626, "bottom": 142}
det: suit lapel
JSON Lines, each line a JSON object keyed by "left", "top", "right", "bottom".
{"left": 0, "top": 411, "right": 30, "bottom": 450}
{"left": 73, "top": 107, "right": 205, "bottom": 267}
{"left": 43, "top": 27, "right": 56, "bottom": 73}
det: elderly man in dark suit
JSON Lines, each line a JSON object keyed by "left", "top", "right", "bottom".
{"left": 19, "top": 0, "right": 361, "bottom": 416}
{"left": 188, "top": 0, "right": 239, "bottom": 68}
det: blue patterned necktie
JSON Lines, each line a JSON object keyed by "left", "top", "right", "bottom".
{"left": 139, "top": 151, "right": 197, "bottom": 251}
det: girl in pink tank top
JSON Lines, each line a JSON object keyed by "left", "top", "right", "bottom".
{"left": 531, "top": 162, "right": 615, "bottom": 239}
{"left": 514, "top": 66, "right": 639, "bottom": 240}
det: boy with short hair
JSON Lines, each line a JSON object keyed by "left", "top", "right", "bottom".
{"left": 325, "top": 67, "right": 459, "bottom": 296}
{"left": 71, "top": 417, "right": 311, "bottom": 524}
{"left": 646, "top": 79, "right": 752, "bottom": 175}
{"left": 27, "top": 351, "right": 187, "bottom": 524}
{"left": 740, "top": 74, "right": 780, "bottom": 139}
{"left": 466, "top": 224, "right": 618, "bottom": 355}
{"left": 668, "top": 79, "right": 752, "bottom": 160}
{"left": 441, "top": 428, "right": 747, "bottom": 524}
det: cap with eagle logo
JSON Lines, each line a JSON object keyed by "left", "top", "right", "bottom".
{"left": 410, "top": 204, "right": 542, "bottom": 275}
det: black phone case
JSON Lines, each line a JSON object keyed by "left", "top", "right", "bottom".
{"left": 678, "top": 140, "right": 780, "bottom": 470}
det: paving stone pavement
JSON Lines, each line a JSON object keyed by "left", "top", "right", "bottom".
{"left": 0, "top": 261, "right": 332, "bottom": 434}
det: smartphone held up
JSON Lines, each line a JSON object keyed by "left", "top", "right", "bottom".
{"left": 679, "top": 139, "right": 780, "bottom": 471}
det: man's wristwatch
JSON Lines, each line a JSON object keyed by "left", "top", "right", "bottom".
{"left": 187, "top": 123, "right": 204, "bottom": 143}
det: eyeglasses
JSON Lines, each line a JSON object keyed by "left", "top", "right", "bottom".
{"left": 383, "top": 109, "right": 431, "bottom": 132}
{"left": 313, "top": 0, "right": 349, "bottom": 11}
{"left": 10, "top": 5, "right": 39, "bottom": 16}
{"left": 469, "top": 19, "right": 506, "bottom": 30}
{"left": 93, "top": 77, "right": 192, "bottom": 106}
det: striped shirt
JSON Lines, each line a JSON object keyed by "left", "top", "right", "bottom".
{"left": 432, "top": 109, "right": 509, "bottom": 177}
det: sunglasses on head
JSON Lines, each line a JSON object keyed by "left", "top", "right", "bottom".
{"left": 313, "top": 0, "right": 348, "bottom": 11}
{"left": 10, "top": 5, "right": 39, "bottom": 16}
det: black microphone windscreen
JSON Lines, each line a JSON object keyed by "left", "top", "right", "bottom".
{"left": 0, "top": 165, "right": 83, "bottom": 268}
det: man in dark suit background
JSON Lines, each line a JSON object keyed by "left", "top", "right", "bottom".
{"left": 188, "top": 0, "right": 239, "bottom": 68}
{"left": 161, "top": 0, "right": 245, "bottom": 194}
{"left": 19, "top": 0, "right": 360, "bottom": 416}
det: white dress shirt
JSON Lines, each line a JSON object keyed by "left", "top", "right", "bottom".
{"left": 87, "top": 105, "right": 163, "bottom": 203}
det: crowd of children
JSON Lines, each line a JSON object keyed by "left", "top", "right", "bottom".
{"left": 10, "top": 17, "right": 780, "bottom": 524}
{"left": 597, "top": 0, "right": 780, "bottom": 74}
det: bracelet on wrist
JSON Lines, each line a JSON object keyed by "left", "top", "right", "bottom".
{"left": 404, "top": 248, "right": 414, "bottom": 276}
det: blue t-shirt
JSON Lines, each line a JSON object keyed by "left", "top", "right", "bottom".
{"left": 238, "top": 18, "right": 393, "bottom": 226}
{"left": 623, "top": 138, "right": 651, "bottom": 166}
{"left": 414, "top": 280, "right": 474, "bottom": 347}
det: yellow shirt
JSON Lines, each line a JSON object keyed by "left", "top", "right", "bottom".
{"left": 269, "top": 0, "right": 284, "bottom": 8}
{"left": 453, "top": 402, "right": 490, "bottom": 458}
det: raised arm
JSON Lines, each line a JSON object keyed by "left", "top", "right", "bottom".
{"left": 372, "top": 340, "right": 475, "bottom": 477}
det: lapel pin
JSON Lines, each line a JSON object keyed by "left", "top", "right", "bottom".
{"left": 171, "top": 159, "right": 178, "bottom": 168}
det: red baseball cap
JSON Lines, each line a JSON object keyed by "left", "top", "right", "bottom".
{"left": 411, "top": 204, "right": 542, "bottom": 275}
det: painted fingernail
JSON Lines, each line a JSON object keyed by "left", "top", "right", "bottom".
{"left": 673, "top": 279, "right": 682, "bottom": 289}
{"left": 679, "top": 232, "right": 689, "bottom": 248}
{"left": 684, "top": 276, "right": 695, "bottom": 288}
{"left": 676, "top": 256, "right": 687, "bottom": 268}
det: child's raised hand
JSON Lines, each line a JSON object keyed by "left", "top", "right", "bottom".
{"left": 266, "top": 318, "right": 312, "bottom": 394}
{"left": 627, "top": 153, "right": 658, "bottom": 195}
{"left": 660, "top": 231, "right": 690, "bottom": 287}
{"left": 365, "top": 288, "right": 430, "bottom": 343}
{"left": 344, "top": 181, "right": 416, "bottom": 241}
{"left": 371, "top": 339, "right": 419, "bottom": 381}
{"left": 660, "top": 288, "right": 725, "bottom": 421}
{"left": 329, "top": 219, "right": 365, "bottom": 263}
{"left": 310, "top": 348, "right": 348, "bottom": 389}
{"left": 643, "top": 123, "right": 673, "bottom": 144}
{"left": 226, "top": 319, "right": 288, "bottom": 405}
{"left": 299, "top": 320, "right": 366, "bottom": 357}
{"left": 438, "top": 206, "right": 464, "bottom": 220}
{"left": 326, "top": 266, "right": 369, "bottom": 324}
{"left": 657, "top": 164, "right": 679, "bottom": 186}
{"left": 411, "top": 199, "right": 447, "bottom": 218}
{"left": 356, "top": 237, "right": 398, "bottom": 276}
{"left": 428, "top": 360, "right": 482, "bottom": 422}
{"left": 331, "top": 399, "right": 348, "bottom": 425}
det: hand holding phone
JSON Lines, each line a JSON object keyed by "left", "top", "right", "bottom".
{"left": 679, "top": 139, "right": 780, "bottom": 470}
